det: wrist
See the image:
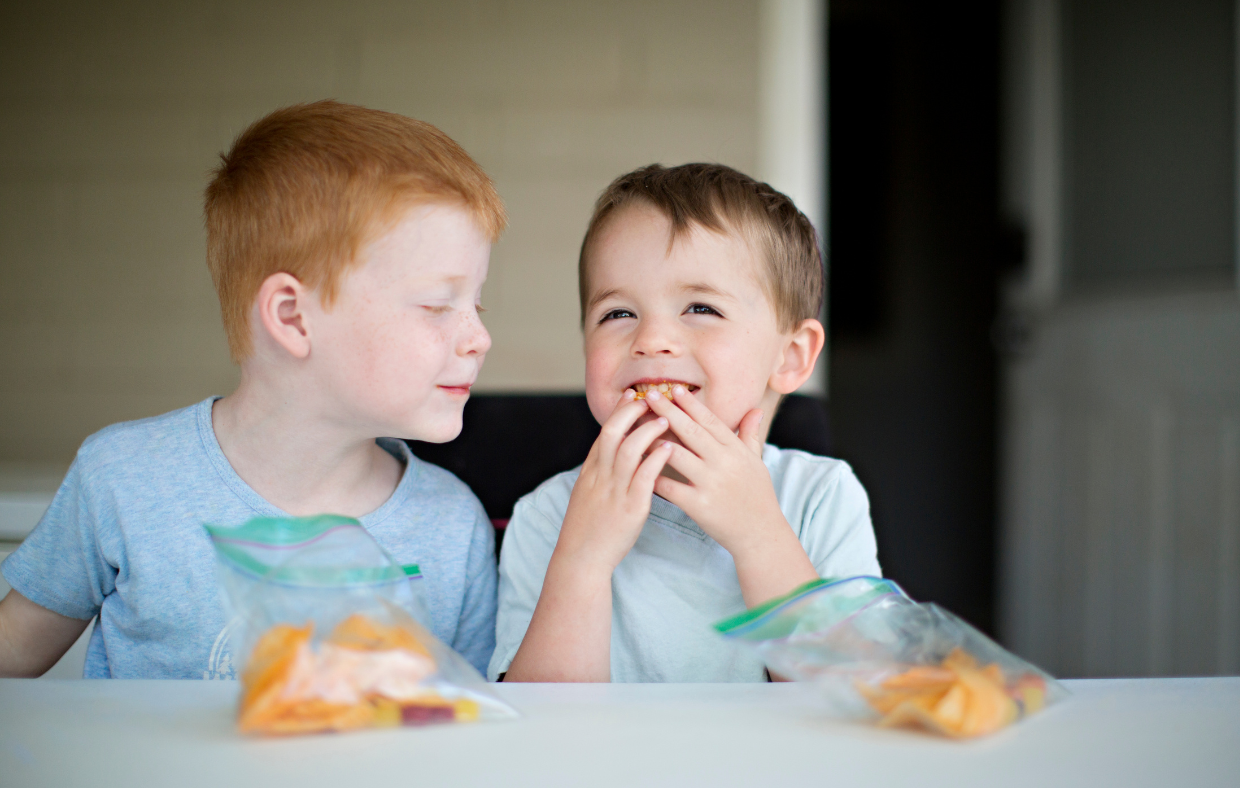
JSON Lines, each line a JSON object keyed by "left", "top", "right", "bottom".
{"left": 717, "top": 505, "right": 793, "bottom": 557}
{"left": 730, "top": 527, "right": 819, "bottom": 608}
{"left": 546, "top": 541, "right": 621, "bottom": 584}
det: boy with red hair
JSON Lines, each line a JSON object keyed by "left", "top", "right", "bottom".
{"left": 0, "top": 101, "right": 505, "bottom": 678}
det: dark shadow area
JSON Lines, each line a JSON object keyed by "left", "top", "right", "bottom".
{"left": 407, "top": 393, "right": 832, "bottom": 552}
{"left": 828, "top": 0, "right": 1002, "bottom": 633}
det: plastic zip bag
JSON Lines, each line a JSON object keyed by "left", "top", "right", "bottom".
{"left": 715, "top": 577, "right": 1066, "bottom": 738}
{"left": 205, "top": 514, "right": 516, "bottom": 735}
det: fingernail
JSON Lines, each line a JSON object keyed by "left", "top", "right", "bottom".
{"left": 662, "top": 440, "right": 673, "bottom": 448}
{"left": 646, "top": 388, "right": 662, "bottom": 401}
{"left": 657, "top": 417, "right": 668, "bottom": 427}
{"left": 672, "top": 385, "right": 686, "bottom": 396}
{"left": 623, "top": 389, "right": 636, "bottom": 400}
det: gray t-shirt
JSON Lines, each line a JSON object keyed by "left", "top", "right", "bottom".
{"left": 1, "top": 397, "right": 497, "bottom": 678}
{"left": 489, "top": 445, "right": 881, "bottom": 682}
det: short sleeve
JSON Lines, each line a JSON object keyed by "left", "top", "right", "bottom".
{"left": 450, "top": 501, "right": 498, "bottom": 676}
{"left": 1, "top": 457, "right": 117, "bottom": 621}
{"left": 487, "top": 487, "right": 566, "bottom": 680}
{"left": 799, "top": 461, "right": 882, "bottom": 580}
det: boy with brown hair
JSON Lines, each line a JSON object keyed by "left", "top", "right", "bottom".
{"left": 492, "top": 163, "right": 880, "bottom": 682}
{"left": 0, "top": 101, "right": 505, "bottom": 678}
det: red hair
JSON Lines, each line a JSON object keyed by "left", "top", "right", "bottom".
{"left": 205, "top": 100, "right": 506, "bottom": 361}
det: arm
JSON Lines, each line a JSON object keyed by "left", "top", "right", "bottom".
{"left": 503, "top": 393, "right": 673, "bottom": 682}
{"left": 502, "top": 546, "right": 616, "bottom": 682}
{"left": 0, "top": 589, "right": 91, "bottom": 678}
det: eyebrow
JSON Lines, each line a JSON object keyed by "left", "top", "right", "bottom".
{"left": 680, "top": 282, "right": 733, "bottom": 300}
{"left": 586, "top": 287, "right": 622, "bottom": 313}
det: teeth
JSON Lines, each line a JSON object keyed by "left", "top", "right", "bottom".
{"left": 631, "top": 381, "right": 698, "bottom": 399}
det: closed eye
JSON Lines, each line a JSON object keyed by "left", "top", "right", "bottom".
{"left": 684, "top": 303, "right": 722, "bottom": 317}
{"left": 599, "top": 308, "right": 636, "bottom": 323}
{"left": 422, "top": 305, "right": 452, "bottom": 315}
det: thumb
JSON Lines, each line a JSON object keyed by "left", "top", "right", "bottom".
{"left": 738, "top": 408, "right": 765, "bottom": 455}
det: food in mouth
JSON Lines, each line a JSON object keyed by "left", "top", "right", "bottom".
{"left": 631, "top": 380, "right": 700, "bottom": 399}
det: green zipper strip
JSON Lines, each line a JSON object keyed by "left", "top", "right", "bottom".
{"left": 212, "top": 542, "right": 406, "bottom": 586}
{"left": 713, "top": 576, "right": 904, "bottom": 637}
{"left": 205, "top": 515, "right": 420, "bottom": 587}
{"left": 713, "top": 578, "right": 832, "bottom": 634}
{"left": 204, "top": 514, "right": 359, "bottom": 547}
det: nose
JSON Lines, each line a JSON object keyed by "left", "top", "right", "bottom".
{"left": 631, "top": 314, "right": 680, "bottom": 358}
{"left": 460, "top": 308, "right": 491, "bottom": 357}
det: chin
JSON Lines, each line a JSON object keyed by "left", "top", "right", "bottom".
{"left": 416, "top": 421, "right": 463, "bottom": 444}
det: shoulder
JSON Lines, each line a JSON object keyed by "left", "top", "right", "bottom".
{"left": 764, "top": 444, "right": 871, "bottom": 528}
{"left": 402, "top": 452, "right": 484, "bottom": 508}
{"left": 384, "top": 446, "right": 489, "bottom": 532}
{"left": 766, "top": 446, "right": 880, "bottom": 575}
{"left": 496, "top": 468, "right": 581, "bottom": 581}
{"left": 73, "top": 399, "right": 211, "bottom": 484}
{"left": 510, "top": 466, "right": 581, "bottom": 528}
{"left": 763, "top": 444, "right": 864, "bottom": 498}
{"left": 372, "top": 446, "right": 494, "bottom": 568}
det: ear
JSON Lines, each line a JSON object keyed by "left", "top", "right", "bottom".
{"left": 254, "top": 272, "right": 313, "bottom": 360}
{"left": 768, "top": 318, "right": 825, "bottom": 394}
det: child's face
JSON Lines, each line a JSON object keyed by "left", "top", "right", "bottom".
{"left": 582, "top": 203, "right": 791, "bottom": 434}
{"left": 308, "top": 201, "right": 491, "bottom": 443}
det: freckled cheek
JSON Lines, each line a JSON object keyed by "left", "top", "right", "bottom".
{"left": 358, "top": 314, "right": 439, "bottom": 386}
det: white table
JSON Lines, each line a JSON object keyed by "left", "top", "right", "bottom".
{"left": 2, "top": 678, "right": 1237, "bottom": 787}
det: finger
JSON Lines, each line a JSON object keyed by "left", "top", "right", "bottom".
{"left": 614, "top": 416, "right": 670, "bottom": 480}
{"left": 594, "top": 392, "right": 650, "bottom": 470}
{"left": 652, "top": 473, "right": 694, "bottom": 508}
{"left": 630, "top": 440, "right": 674, "bottom": 497}
{"left": 662, "top": 440, "right": 707, "bottom": 483}
{"left": 669, "top": 385, "right": 740, "bottom": 444}
{"left": 643, "top": 388, "right": 716, "bottom": 456}
{"left": 738, "top": 408, "right": 765, "bottom": 455}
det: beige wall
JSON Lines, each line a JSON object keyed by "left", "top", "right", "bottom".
{"left": 0, "top": 0, "right": 763, "bottom": 464}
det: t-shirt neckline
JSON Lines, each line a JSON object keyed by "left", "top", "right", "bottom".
{"left": 194, "top": 396, "right": 418, "bottom": 527}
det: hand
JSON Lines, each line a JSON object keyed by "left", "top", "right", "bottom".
{"left": 557, "top": 390, "right": 675, "bottom": 573}
{"left": 641, "top": 386, "right": 781, "bottom": 553}
{"left": 643, "top": 386, "right": 819, "bottom": 606}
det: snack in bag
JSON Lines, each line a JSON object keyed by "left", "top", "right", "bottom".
{"left": 715, "top": 577, "right": 1066, "bottom": 738}
{"left": 206, "top": 515, "right": 516, "bottom": 735}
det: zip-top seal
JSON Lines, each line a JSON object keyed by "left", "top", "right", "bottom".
{"left": 206, "top": 515, "right": 410, "bottom": 588}
{"left": 714, "top": 575, "right": 906, "bottom": 640}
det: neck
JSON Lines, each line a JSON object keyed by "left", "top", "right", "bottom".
{"left": 211, "top": 367, "right": 402, "bottom": 518}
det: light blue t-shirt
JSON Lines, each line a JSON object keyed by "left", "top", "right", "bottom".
{"left": 490, "top": 445, "right": 881, "bottom": 682}
{"left": 1, "top": 397, "right": 497, "bottom": 679}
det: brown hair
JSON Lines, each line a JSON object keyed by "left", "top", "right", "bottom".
{"left": 205, "top": 100, "right": 506, "bottom": 361}
{"left": 578, "top": 163, "right": 822, "bottom": 332}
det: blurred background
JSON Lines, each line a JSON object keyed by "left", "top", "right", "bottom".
{"left": 1, "top": 0, "right": 1238, "bottom": 679}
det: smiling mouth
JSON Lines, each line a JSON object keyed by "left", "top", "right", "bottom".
{"left": 631, "top": 380, "right": 700, "bottom": 399}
